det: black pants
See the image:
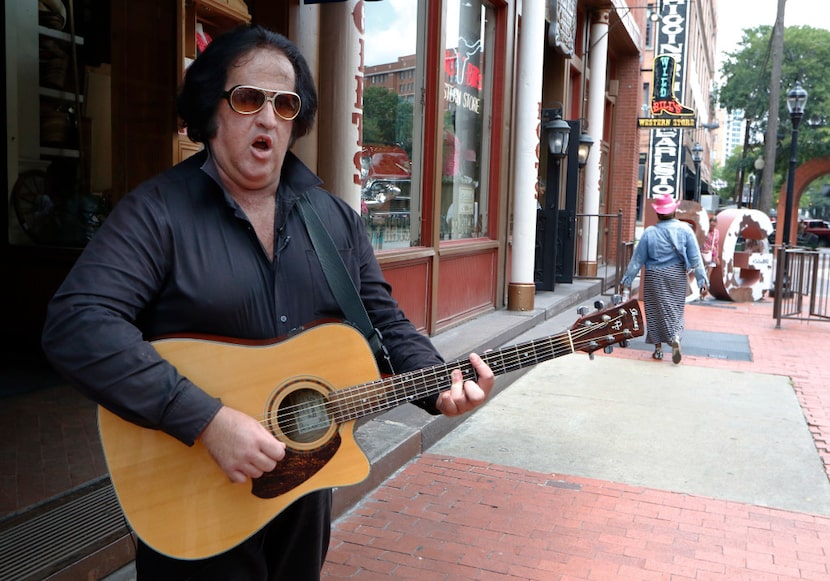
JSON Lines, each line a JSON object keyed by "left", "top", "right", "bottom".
{"left": 135, "top": 490, "right": 331, "bottom": 580}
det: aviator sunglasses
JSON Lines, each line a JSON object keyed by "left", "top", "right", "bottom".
{"left": 221, "top": 85, "right": 302, "bottom": 120}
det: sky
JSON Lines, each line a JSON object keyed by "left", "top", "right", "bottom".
{"left": 364, "top": 0, "right": 417, "bottom": 67}
{"left": 364, "top": 1, "right": 827, "bottom": 69}
{"left": 716, "top": 0, "right": 824, "bottom": 65}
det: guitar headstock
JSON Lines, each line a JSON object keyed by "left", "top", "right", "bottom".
{"left": 569, "top": 298, "right": 644, "bottom": 356}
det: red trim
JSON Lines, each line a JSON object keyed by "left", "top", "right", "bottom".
{"left": 486, "top": 0, "right": 508, "bottom": 239}
{"left": 420, "top": 0, "right": 443, "bottom": 248}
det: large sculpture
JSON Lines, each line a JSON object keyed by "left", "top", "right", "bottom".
{"left": 708, "top": 209, "right": 774, "bottom": 302}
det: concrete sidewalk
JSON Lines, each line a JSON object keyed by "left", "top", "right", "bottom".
{"left": 323, "top": 296, "right": 830, "bottom": 579}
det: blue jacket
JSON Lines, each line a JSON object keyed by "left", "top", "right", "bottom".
{"left": 621, "top": 218, "right": 709, "bottom": 289}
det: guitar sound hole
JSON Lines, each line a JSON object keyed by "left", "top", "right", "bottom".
{"left": 277, "top": 388, "right": 332, "bottom": 445}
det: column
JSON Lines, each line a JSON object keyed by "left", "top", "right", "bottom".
{"left": 579, "top": 9, "right": 610, "bottom": 277}
{"left": 289, "top": 2, "right": 320, "bottom": 172}
{"left": 507, "top": 0, "right": 546, "bottom": 311}
{"left": 318, "top": 0, "right": 363, "bottom": 212}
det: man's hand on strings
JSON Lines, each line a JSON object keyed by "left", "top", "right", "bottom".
{"left": 200, "top": 406, "right": 286, "bottom": 483}
{"left": 436, "top": 352, "right": 494, "bottom": 417}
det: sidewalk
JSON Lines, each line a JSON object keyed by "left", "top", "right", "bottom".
{"left": 7, "top": 277, "right": 830, "bottom": 580}
{"left": 322, "top": 297, "right": 830, "bottom": 580}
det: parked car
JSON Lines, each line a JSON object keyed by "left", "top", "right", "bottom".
{"left": 800, "top": 219, "right": 830, "bottom": 247}
{"left": 768, "top": 218, "right": 830, "bottom": 247}
{"left": 359, "top": 145, "right": 411, "bottom": 219}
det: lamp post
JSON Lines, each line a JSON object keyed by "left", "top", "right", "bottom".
{"left": 752, "top": 156, "right": 764, "bottom": 209}
{"left": 691, "top": 142, "right": 703, "bottom": 202}
{"left": 783, "top": 81, "right": 808, "bottom": 246}
{"left": 544, "top": 111, "right": 571, "bottom": 162}
{"left": 541, "top": 109, "right": 571, "bottom": 209}
{"left": 535, "top": 108, "right": 573, "bottom": 291}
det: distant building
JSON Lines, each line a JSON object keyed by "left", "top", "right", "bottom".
{"left": 365, "top": 54, "right": 417, "bottom": 104}
{"left": 717, "top": 108, "right": 747, "bottom": 165}
{"left": 637, "top": 0, "right": 718, "bottom": 214}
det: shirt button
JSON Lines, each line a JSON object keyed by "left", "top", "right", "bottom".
{"left": 280, "top": 315, "right": 288, "bottom": 323}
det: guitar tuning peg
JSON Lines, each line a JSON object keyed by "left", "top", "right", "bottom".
{"left": 619, "top": 339, "right": 630, "bottom": 348}
{"left": 577, "top": 306, "right": 590, "bottom": 316}
{"left": 603, "top": 345, "right": 614, "bottom": 354}
{"left": 588, "top": 352, "right": 595, "bottom": 361}
{"left": 611, "top": 293, "right": 623, "bottom": 305}
{"left": 594, "top": 300, "right": 605, "bottom": 310}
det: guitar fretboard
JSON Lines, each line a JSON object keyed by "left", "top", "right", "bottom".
{"left": 325, "top": 301, "right": 637, "bottom": 424}
{"left": 329, "top": 329, "right": 579, "bottom": 422}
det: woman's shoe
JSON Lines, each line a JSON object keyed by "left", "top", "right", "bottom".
{"left": 671, "top": 336, "right": 682, "bottom": 364}
{"left": 652, "top": 350, "right": 663, "bottom": 360}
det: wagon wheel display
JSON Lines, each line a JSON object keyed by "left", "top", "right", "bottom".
{"left": 11, "top": 169, "right": 61, "bottom": 245}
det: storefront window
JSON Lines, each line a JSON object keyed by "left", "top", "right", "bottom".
{"left": 362, "top": 1, "right": 422, "bottom": 251}
{"left": 440, "top": 0, "right": 493, "bottom": 240}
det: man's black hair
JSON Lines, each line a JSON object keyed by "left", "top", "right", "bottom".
{"left": 177, "top": 25, "right": 317, "bottom": 146}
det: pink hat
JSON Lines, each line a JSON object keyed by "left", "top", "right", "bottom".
{"left": 651, "top": 194, "right": 680, "bottom": 215}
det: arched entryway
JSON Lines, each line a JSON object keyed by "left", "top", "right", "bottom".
{"left": 775, "top": 156, "right": 830, "bottom": 245}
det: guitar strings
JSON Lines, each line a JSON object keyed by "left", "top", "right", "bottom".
{"left": 259, "top": 309, "right": 635, "bottom": 440}
{"left": 267, "top": 317, "right": 624, "bottom": 439}
{"left": 262, "top": 311, "right": 630, "bottom": 438}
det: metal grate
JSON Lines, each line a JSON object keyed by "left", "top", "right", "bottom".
{"left": 0, "top": 477, "right": 131, "bottom": 581}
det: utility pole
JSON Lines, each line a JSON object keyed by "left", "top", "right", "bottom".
{"left": 759, "top": 0, "right": 786, "bottom": 214}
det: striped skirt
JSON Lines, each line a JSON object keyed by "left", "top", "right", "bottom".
{"left": 642, "top": 263, "right": 687, "bottom": 346}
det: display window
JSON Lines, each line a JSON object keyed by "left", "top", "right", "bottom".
{"left": 362, "top": 0, "right": 422, "bottom": 251}
{"left": 439, "top": 0, "right": 494, "bottom": 241}
{"left": 362, "top": 0, "right": 496, "bottom": 250}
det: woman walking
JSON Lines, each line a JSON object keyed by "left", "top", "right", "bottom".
{"left": 620, "top": 195, "right": 709, "bottom": 364}
{"left": 702, "top": 215, "right": 720, "bottom": 283}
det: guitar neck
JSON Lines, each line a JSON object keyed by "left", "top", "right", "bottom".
{"left": 330, "top": 329, "right": 574, "bottom": 423}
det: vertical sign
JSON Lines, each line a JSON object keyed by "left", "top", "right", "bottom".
{"left": 646, "top": 0, "right": 691, "bottom": 199}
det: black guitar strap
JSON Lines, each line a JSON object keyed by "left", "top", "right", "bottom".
{"left": 295, "top": 192, "right": 395, "bottom": 374}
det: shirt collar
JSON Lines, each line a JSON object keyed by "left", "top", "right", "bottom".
{"left": 198, "top": 148, "right": 323, "bottom": 203}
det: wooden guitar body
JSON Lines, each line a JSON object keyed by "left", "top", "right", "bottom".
{"left": 98, "top": 323, "right": 377, "bottom": 560}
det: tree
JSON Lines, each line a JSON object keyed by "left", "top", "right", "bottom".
{"left": 718, "top": 25, "right": 830, "bottom": 211}
{"left": 363, "top": 86, "right": 403, "bottom": 145}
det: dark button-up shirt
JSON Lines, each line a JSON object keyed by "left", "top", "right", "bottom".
{"left": 42, "top": 150, "right": 442, "bottom": 445}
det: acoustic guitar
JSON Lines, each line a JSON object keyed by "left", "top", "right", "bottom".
{"left": 98, "top": 298, "right": 643, "bottom": 559}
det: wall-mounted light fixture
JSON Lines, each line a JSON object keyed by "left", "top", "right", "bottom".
{"left": 650, "top": 1, "right": 662, "bottom": 21}
{"left": 577, "top": 132, "right": 594, "bottom": 169}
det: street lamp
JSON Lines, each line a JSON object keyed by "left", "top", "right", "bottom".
{"left": 783, "top": 81, "right": 808, "bottom": 245}
{"left": 691, "top": 142, "right": 703, "bottom": 202}
{"left": 752, "top": 156, "right": 764, "bottom": 209}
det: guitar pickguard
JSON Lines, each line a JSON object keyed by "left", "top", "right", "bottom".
{"left": 251, "top": 434, "right": 341, "bottom": 499}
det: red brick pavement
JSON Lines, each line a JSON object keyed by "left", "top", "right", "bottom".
{"left": 323, "top": 300, "right": 830, "bottom": 580}
{"left": 0, "top": 384, "right": 106, "bottom": 515}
